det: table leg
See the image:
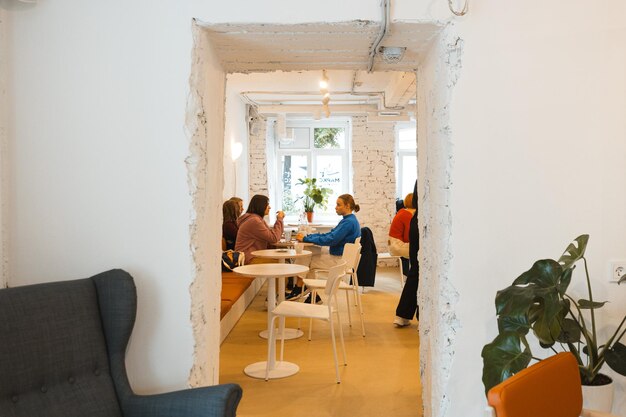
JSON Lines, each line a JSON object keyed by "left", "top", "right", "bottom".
{"left": 244, "top": 274, "right": 299, "bottom": 380}
{"left": 259, "top": 259, "right": 303, "bottom": 340}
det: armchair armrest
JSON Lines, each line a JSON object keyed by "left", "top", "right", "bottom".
{"left": 581, "top": 409, "right": 619, "bottom": 417}
{"left": 122, "top": 384, "right": 242, "bottom": 417}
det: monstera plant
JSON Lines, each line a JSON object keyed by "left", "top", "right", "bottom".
{"left": 297, "top": 177, "right": 331, "bottom": 213}
{"left": 481, "top": 234, "right": 626, "bottom": 395}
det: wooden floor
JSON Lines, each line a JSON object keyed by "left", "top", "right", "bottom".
{"left": 219, "top": 267, "right": 422, "bottom": 417}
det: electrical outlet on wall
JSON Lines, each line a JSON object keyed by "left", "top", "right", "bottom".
{"left": 610, "top": 261, "right": 626, "bottom": 283}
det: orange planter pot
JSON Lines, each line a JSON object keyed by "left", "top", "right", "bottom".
{"left": 305, "top": 211, "right": 314, "bottom": 223}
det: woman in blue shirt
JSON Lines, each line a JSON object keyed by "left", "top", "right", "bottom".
{"left": 288, "top": 194, "right": 361, "bottom": 303}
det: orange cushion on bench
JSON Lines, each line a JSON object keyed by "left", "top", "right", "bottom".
{"left": 220, "top": 272, "right": 257, "bottom": 319}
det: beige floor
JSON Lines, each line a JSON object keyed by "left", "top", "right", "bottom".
{"left": 219, "top": 267, "right": 422, "bottom": 417}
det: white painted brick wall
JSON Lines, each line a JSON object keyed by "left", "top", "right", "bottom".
{"left": 248, "top": 116, "right": 268, "bottom": 197}
{"left": 247, "top": 115, "right": 403, "bottom": 268}
{"left": 351, "top": 116, "right": 398, "bottom": 263}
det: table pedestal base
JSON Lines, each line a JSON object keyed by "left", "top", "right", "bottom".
{"left": 244, "top": 361, "right": 299, "bottom": 380}
{"left": 259, "top": 328, "right": 303, "bottom": 340}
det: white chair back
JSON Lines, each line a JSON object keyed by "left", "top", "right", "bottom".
{"left": 324, "top": 262, "right": 347, "bottom": 298}
{"left": 341, "top": 243, "right": 361, "bottom": 272}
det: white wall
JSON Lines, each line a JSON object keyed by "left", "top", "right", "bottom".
{"left": 5, "top": 0, "right": 197, "bottom": 392}
{"left": 351, "top": 116, "right": 397, "bottom": 251}
{"left": 186, "top": 24, "right": 226, "bottom": 387}
{"left": 4, "top": 0, "right": 625, "bottom": 415}
{"left": 223, "top": 75, "right": 248, "bottom": 201}
{"left": 447, "top": 2, "right": 626, "bottom": 416}
{"left": 416, "top": 28, "right": 457, "bottom": 417}
{"left": 0, "top": 7, "right": 7, "bottom": 288}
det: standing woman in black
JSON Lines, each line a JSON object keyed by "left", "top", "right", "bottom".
{"left": 394, "top": 180, "right": 419, "bottom": 327}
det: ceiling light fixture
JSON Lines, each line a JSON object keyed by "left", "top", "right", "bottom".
{"left": 378, "top": 46, "right": 407, "bottom": 64}
{"left": 320, "top": 70, "right": 331, "bottom": 118}
{"left": 319, "top": 70, "right": 329, "bottom": 91}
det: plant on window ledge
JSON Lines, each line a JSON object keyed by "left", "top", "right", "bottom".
{"left": 481, "top": 234, "right": 626, "bottom": 395}
{"left": 296, "top": 177, "right": 331, "bottom": 214}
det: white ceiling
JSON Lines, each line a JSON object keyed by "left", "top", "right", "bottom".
{"left": 202, "top": 21, "right": 441, "bottom": 72}
{"left": 203, "top": 20, "right": 442, "bottom": 117}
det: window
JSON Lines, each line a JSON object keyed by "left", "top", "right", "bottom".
{"left": 396, "top": 123, "right": 417, "bottom": 198}
{"left": 276, "top": 120, "right": 350, "bottom": 221}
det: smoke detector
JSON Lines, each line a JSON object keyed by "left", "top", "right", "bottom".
{"left": 378, "top": 46, "right": 406, "bottom": 64}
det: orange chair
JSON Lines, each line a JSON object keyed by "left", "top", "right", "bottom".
{"left": 486, "top": 352, "right": 617, "bottom": 417}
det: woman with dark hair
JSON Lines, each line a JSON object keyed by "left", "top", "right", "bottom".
{"left": 222, "top": 200, "right": 240, "bottom": 250}
{"left": 394, "top": 181, "right": 419, "bottom": 327}
{"left": 235, "top": 194, "right": 284, "bottom": 264}
{"left": 289, "top": 194, "right": 361, "bottom": 303}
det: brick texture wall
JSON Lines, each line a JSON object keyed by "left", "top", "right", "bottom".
{"left": 248, "top": 115, "right": 401, "bottom": 262}
{"left": 248, "top": 115, "right": 268, "bottom": 196}
{"left": 351, "top": 116, "right": 397, "bottom": 258}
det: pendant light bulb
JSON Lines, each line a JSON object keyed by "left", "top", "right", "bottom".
{"left": 319, "top": 70, "right": 329, "bottom": 90}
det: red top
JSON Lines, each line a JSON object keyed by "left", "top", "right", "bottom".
{"left": 389, "top": 209, "right": 412, "bottom": 242}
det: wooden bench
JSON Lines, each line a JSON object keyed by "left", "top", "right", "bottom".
{"left": 220, "top": 271, "right": 264, "bottom": 343}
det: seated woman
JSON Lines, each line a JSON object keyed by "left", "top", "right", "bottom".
{"left": 235, "top": 194, "right": 284, "bottom": 264}
{"left": 289, "top": 194, "right": 361, "bottom": 303}
{"left": 388, "top": 193, "right": 415, "bottom": 259}
{"left": 228, "top": 196, "right": 244, "bottom": 215}
{"left": 222, "top": 199, "right": 241, "bottom": 250}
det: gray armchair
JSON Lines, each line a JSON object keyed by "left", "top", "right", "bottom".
{"left": 0, "top": 269, "right": 242, "bottom": 417}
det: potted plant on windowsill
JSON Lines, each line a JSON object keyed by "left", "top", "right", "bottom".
{"left": 297, "top": 177, "right": 331, "bottom": 223}
{"left": 481, "top": 235, "right": 626, "bottom": 411}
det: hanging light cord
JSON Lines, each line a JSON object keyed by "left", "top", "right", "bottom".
{"left": 448, "top": 0, "right": 469, "bottom": 16}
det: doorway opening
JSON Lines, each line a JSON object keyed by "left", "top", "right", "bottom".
{"left": 185, "top": 18, "right": 461, "bottom": 416}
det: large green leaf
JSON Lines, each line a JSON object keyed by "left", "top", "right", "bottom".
{"left": 557, "top": 267, "right": 573, "bottom": 296}
{"left": 558, "top": 234, "right": 589, "bottom": 270}
{"left": 531, "top": 289, "right": 565, "bottom": 345}
{"left": 499, "top": 260, "right": 567, "bottom": 345}
{"left": 498, "top": 314, "right": 531, "bottom": 334}
{"left": 605, "top": 342, "right": 626, "bottom": 376}
{"left": 495, "top": 286, "right": 536, "bottom": 316}
{"left": 578, "top": 299, "right": 608, "bottom": 310}
{"left": 513, "top": 259, "right": 563, "bottom": 288}
{"left": 556, "top": 318, "right": 581, "bottom": 343}
{"left": 481, "top": 332, "right": 532, "bottom": 395}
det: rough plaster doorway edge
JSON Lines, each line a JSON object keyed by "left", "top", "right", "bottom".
{"left": 416, "top": 24, "right": 461, "bottom": 417}
{"left": 185, "top": 20, "right": 225, "bottom": 387}
{"left": 183, "top": 17, "right": 461, "bottom": 406}
{"left": 0, "top": 8, "right": 8, "bottom": 289}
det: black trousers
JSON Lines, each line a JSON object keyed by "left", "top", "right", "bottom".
{"left": 395, "top": 211, "right": 419, "bottom": 320}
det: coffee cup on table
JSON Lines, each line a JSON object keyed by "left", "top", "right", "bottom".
{"left": 294, "top": 243, "right": 304, "bottom": 254}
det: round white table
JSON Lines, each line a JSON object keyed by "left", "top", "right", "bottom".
{"left": 233, "top": 262, "right": 309, "bottom": 380}
{"left": 251, "top": 249, "right": 312, "bottom": 340}
{"left": 272, "top": 241, "right": 315, "bottom": 249}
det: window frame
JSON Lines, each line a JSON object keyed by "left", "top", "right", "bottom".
{"left": 395, "top": 122, "right": 417, "bottom": 199}
{"left": 275, "top": 118, "right": 351, "bottom": 223}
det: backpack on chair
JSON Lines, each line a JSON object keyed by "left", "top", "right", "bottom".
{"left": 221, "top": 250, "right": 245, "bottom": 271}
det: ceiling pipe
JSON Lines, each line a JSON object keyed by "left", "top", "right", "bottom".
{"left": 367, "top": 0, "right": 390, "bottom": 72}
{"left": 240, "top": 89, "right": 409, "bottom": 111}
{"left": 256, "top": 103, "right": 415, "bottom": 115}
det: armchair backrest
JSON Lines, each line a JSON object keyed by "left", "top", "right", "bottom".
{"left": 0, "top": 272, "right": 132, "bottom": 417}
{"left": 0, "top": 270, "right": 242, "bottom": 417}
{"left": 487, "top": 352, "right": 583, "bottom": 417}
